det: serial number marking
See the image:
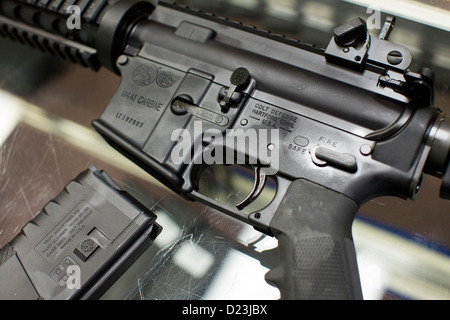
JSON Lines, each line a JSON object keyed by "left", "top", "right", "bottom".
{"left": 115, "top": 112, "right": 144, "bottom": 128}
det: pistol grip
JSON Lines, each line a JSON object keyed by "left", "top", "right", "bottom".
{"left": 265, "top": 179, "right": 362, "bottom": 300}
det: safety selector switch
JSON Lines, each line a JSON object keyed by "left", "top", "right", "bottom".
{"left": 219, "top": 67, "right": 251, "bottom": 112}
{"left": 312, "top": 147, "right": 358, "bottom": 173}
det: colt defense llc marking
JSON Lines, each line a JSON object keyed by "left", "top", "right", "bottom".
{"left": 250, "top": 103, "right": 298, "bottom": 132}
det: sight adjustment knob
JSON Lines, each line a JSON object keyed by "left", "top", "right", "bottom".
{"left": 333, "top": 17, "right": 367, "bottom": 47}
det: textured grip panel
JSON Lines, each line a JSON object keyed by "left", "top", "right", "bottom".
{"left": 293, "top": 236, "right": 347, "bottom": 299}
{"left": 266, "top": 179, "right": 362, "bottom": 300}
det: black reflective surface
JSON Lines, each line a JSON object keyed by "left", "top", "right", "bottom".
{"left": 0, "top": 0, "right": 449, "bottom": 300}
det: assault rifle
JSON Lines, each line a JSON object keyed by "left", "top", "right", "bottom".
{"left": 0, "top": 0, "right": 449, "bottom": 299}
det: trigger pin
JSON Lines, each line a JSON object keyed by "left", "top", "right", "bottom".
{"left": 236, "top": 166, "right": 267, "bottom": 210}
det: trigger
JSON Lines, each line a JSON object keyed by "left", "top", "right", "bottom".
{"left": 236, "top": 166, "right": 267, "bottom": 210}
